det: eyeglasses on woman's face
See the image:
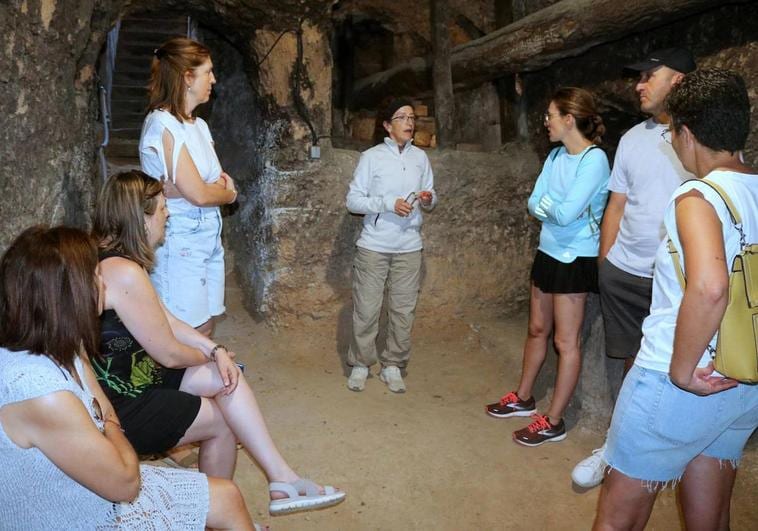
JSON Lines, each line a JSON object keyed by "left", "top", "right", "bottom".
{"left": 543, "top": 111, "right": 562, "bottom": 124}
{"left": 391, "top": 114, "right": 417, "bottom": 123}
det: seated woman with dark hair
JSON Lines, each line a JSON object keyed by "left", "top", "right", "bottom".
{"left": 91, "top": 170, "right": 345, "bottom": 516}
{"left": 0, "top": 226, "right": 256, "bottom": 530}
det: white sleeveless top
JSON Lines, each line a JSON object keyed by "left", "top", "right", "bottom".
{"left": 139, "top": 110, "right": 222, "bottom": 215}
{"left": 636, "top": 170, "right": 758, "bottom": 373}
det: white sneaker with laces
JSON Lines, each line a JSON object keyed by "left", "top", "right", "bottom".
{"left": 379, "top": 366, "right": 406, "bottom": 393}
{"left": 347, "top": 366, "right": 369, "bottom": 391}
{"left": 571, "top": 443, "right": 608, "bottom": 488}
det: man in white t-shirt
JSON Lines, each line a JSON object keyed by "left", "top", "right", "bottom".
{"left": 571, "top": 48, "right": 696, "bottom": 488}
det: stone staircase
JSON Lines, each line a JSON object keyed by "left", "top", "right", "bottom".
{"left": 105, "top": 13, "right": 188, "bottom": 167}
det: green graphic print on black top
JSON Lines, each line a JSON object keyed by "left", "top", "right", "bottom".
{"left": 94, "top": 308, "right": 165, "bottom": 407}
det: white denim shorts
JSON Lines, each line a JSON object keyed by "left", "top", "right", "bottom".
{"left": 151, "top": 207, "right": 225, "bottom": 327}
{"left": 605, "top": 364, "right": 758, "bottom": 487}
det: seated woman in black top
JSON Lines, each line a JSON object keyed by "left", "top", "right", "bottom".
{"left": 92, "top": 170, "right": 345, "bottom": 516}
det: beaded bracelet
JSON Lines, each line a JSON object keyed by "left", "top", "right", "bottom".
{"left": 209, "top": 344, "right": 227, "bottom": 362}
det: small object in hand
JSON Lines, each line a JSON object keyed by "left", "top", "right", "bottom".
{"left": 235, "top": 362, "right": 246, "bottom": 373}
{"left": 418, "top": 191, "right": 432, "bottom": 204}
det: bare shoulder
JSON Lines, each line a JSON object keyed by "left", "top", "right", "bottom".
{"left": 675, "top": 188, "right": 706, "bottom": 202}
{"left": 23, "top": 390, "right": 87, "bottom": 421}
{"left": 1, "top": 390, "right": 89, "bottom": 447}
{"left": 99, "top": 256, "right": 150, "bottom": 290}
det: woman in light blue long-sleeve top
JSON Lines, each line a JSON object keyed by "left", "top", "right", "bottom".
{"left": 486, "top": 87, "right": 610, "bottom": 446}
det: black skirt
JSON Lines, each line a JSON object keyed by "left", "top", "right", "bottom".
{"left": 117, "top": 368, "right": 202, "bottom": 455}
{"left": 530, "top": 250, "right": 598, "bottom": 294}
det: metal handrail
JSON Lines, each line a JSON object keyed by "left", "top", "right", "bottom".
{"left": 98, "top": 20, "right": 120, "bottom": 182}
{"left": 98, "top": 83, "right": 111, "bottom": 182}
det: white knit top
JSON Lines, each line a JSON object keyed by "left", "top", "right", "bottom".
{"left": 0, "top": 348, "right": 209, "bottom": 530}
{"left": 0, "top": 350, "right": 116, "bottom": 529}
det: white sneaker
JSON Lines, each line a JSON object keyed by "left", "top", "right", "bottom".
{"left": 347, "top": 366, "right": 369, "bottom": 391}
{"left": 571, "top": 443, "right": 608, "bottom": 488}
{"left": 379, "top": 366, "right": 406, "bottom": 393}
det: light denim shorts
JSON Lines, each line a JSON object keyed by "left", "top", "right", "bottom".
{"left": 151, "top": 207, "right": 225, "bottom": 327}
{"left": 605, "top": 364, "right": 758, "bottom": 485}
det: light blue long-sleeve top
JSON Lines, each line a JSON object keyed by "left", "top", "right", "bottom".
{"left": 346, "top": 137, "right": 437, "bottom": 253}
{"left": 527, "top": 145, "right": 610, "bottom": 263}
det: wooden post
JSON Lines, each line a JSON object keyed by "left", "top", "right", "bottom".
{"left": 340, "top": 16, "right": 355, "bottom": 110}
{"left": 350, "top": 0, "right": 746, "bottom": 109}
{"left": 494, "top": 1, "right": 516, "bottom": 143}
{"left": 431, "top": 0, "right": 455, "bottom": 148}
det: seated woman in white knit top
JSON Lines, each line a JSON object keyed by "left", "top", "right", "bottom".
{"left": 0, "top": 226, "right": 258, "bottom": 530}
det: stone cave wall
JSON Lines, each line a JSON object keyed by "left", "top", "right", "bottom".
{"left": 251, "top": 144, "right": 541, "bottom": 343}
{"left": 0, "top": 0, "right": 333, "bottom": 250}
{"left": 0, "top": 0, "right": 336, "bottom": 324}
{"left": 510, "top": 2, "right": 758, "bottom": 431}
{"left": 325, "top": 0, "right": 758, "bottom": 432}
{"left": 200, "top": 19, "right": 335, "bottom": 318}
{"left": 0, "top": 0, "right": 111, "bottom": 252}
{"left": 517, "top": 2, "right": 758, "bottom": 166}
{"left": 5, "top": 0, "right": 758, "bottom": 346}
{"left": 333, "top": 0, "right": 501, "bottom": 151}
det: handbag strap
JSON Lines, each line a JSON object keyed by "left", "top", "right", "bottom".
{"left": 667, "top": 239, "right": 687, "bottom": 289}
{"left": 667, "top": 177, "right": 745, "bottom": 290}
{"left": 549, "top": 144, "right": 598, "bottom": 163}
{"left": 700, "top": 178, "right": 742, "bottom": 226}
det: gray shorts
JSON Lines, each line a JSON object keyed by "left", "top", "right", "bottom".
{"left": 599, "top": 259, "right": 653, "bottom": 359}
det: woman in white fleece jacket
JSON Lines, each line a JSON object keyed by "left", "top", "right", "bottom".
{"left": 345, "top": 98, "right": 437, "bottom": 393}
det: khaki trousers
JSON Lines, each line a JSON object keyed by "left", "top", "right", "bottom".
{"left": 347, "top": 247, "right": 422, "bottom": 368}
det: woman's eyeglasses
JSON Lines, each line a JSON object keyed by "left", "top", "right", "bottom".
{"left": 661, "top": 128, "right": 672, "bottom": 144}
{"left": 391, "top": 114, "right": 417, "bottom": 123}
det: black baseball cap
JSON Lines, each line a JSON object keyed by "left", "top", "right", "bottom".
{"left": 625, "top": 47, "right": 696, "bottom": 74}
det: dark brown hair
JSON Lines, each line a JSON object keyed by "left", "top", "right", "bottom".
{"left": 552, "top": 87, "right": 606, "bottom": 145}
{"left": 381, "top": 97, "right": 415, "bottom": 124}
{"left": 0, "top": 226, "right": 99, "bottom": 369}
{"left": 373, "top": 96, "right": 415, "bottom": 143}
{"left": 667, "top": 68, "right": 749, "bottom": 153}
{"left": 148, "top": 37, "right": 211, "bottom": 121}
{"left": 92, "top": 170, "right": 164, "bottom": 270}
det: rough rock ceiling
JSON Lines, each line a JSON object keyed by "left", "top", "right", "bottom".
{"left": 120, "top": 0, "right": 336, "bottom": 28}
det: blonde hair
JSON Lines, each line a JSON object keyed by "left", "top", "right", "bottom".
{"left": 92, "top": 171, "right": 164, "bottom": 270}
{"left": 147, "top": 37, "right": 211, "bottom": 121}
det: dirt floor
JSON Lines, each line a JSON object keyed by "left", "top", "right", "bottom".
{"left": 211, "top": 281, "right": 758, "bottom": 531}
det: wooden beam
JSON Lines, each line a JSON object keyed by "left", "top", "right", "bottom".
{"left": 350, "top": 0, "right": 751, "bottom": 109}
{"left": 431, "top": 0, "right": 455, "bottom": 148}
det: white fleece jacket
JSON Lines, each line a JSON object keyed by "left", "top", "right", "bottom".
{"left": 346, "top": 138, "right": 437, "bottom": 253}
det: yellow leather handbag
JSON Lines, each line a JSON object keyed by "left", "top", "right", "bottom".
{"left": 668, "top": 179, "right": 758, "bottom": 383}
